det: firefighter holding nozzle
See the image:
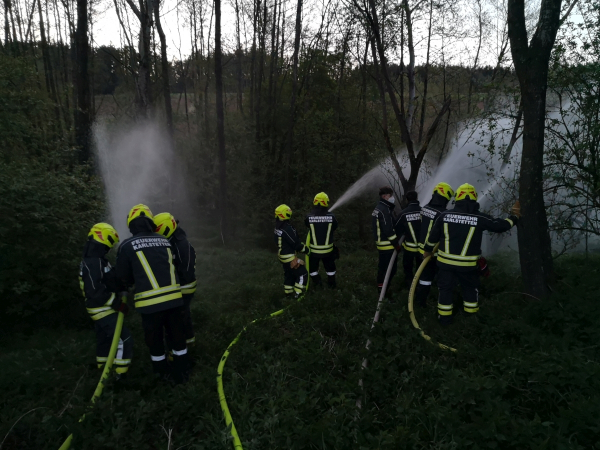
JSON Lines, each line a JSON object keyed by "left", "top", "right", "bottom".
{"left": 423, "top": 184, "right": 521, "bottom": 325}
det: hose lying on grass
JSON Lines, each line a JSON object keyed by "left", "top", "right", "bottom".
{"left": 57, "top": 295, "right": 128, "bottom": 450}
{"left": 407, "top": 245, "right": 457, "bottom": 353}
{"left": 217, "top": 238, "right": 311, "bottom": 450}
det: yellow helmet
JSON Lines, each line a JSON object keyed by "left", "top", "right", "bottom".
{"left": 88, "top": 223, "right": 120, "bottom": 248}
{"left": 154, "top": 212, "right": 178, "bottom": 238}
{"left": 433, "top": 182, "right": 455, "bottom": 201}
{"left": 313, "top": 192, "right": 330, "bottom": 207}
{"left": 455, "top": 183, "right": 478, "bottom": 201}
{"left": 127, "top": 204, "right": 154, "bottom": 226}
{"left": 275, "top": 204, "right": 292, "bottom": 220}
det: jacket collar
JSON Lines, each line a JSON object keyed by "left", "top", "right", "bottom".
{"left": 379, "top": 198, "right": 395, "bottom": 211}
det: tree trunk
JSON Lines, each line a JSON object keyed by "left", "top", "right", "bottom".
{"left": 507, "top": 0, "right": 563, "bottom": 298}
{"left": 467, "top": 0, "right": 483, "bottom": 114}
{"left": 74, "top": 0, "right": 91, "bottom": 163}
{"left": 418, "top": 0, "right": 433, "bottom": 143}
{"left": 215, "top": 0, "right": 229, "bottom": 240}
{"left": 234, "top": 0, "right": 244, "bottom": 113}
{"left": 38, "top": 0, "right": 62, "bottom": 129}
{"left": 284, "top": 0, "right": 302, "bottom": 196}
{"left": 153, "top": 0, "right": 174, "bottom": 139}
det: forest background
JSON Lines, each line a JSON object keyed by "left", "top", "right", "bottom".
{"left": 1, "top": 0, "right": 600, "bottom": 447}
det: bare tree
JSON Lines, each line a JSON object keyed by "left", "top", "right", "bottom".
{"left": 215, "top": 0, "right": 229, "bottom": 239}
{"left": 507, "top": 0, "right": 564, "bottom": 298}
{"left": 153, "top": 0, "right": 174, "bottom": 138}
{"left": 74, "top": 0, "right": 91, "bottom": 162}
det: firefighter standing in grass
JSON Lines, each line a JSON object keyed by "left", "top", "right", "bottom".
{"left": 372, "top": 186, "right": 401, "bottom": 296}
{"left": 80, "top": 223, "right": 132, "bottom": 378}
{"left": 274, "top": 204, "right": 309, "bottom": 298}
{"left": 414, "top": 182, "right": 455, "bottom": 308}
{"left": 154, "top": 213, "right": 197, "bottom": 348}
{"left": 117, "top": 204, "right": 190, "bottom": 383}
{"left": 394, "top": 191, "right": 422, "bottom": 290}
{"left": 305, "top": 192, "right": 339, "bottom": 288}
{"left": 423, "top": 184, "right": 520, "bottom": 325}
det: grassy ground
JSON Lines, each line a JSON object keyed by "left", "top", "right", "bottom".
{"left": 1, "top": 248, "right": 600, "bottom": 449}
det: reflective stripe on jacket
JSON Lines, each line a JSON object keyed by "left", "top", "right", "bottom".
{"left": 79, "top": 256, "right": 117, "bottom": 321}
{"left": 170, "top": 227, "right": 197, "bottom": 296}
{"left": 395, "top": 201, "right": 421, "bottom": 253}
{"left": 305, "top": 213, "right": 338, "bottom": 255}
{"left": 274, "top": 221, "right": 307, "bottom": 263}
{"left": 418, "top": 197, "right": 448, "bottom": 254}
{"left": 372, "top": 198, "right": 398, "bottom": 251}
{"left": 423, "top": 199, "right": 518, "bottom": 270}
{"left": 116, "top": 232, "right": 183, "bottom": 313}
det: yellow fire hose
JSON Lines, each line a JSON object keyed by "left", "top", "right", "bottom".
{"left": 217, "top": 235, "right": 312, "bottom": 450}
{"left": 407, "top": 245, "right": 457, "bottom": 353}
{"left": 57, "top": 294, "right": 128, "bottom": 450}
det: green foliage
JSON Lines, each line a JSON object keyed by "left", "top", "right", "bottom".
{"left": 2, "top": 249, "right": 600, "bottom": 448}
{"left": 0, "top": 53, "right": 104, "bottom": 325}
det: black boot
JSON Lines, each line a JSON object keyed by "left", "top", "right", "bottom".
{"left": 327, "top": 275, "right": 336, "bottom": 289}
{"left": 438, "top": 315, "right": 453, "bottom": 326}
{"left": 311, "top": 274, "right": 323, "bottom": 288}
{"left": 415, "top": 285, "right": 429, "bottom": 308}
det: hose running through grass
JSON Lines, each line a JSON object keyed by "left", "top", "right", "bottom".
{"left": 217, "top": 236, "right": 311, "bottom": 450}
{"left": 57, "top": 295, "right": 129, "bottom": 450}
{"left": 407, "top": 245, "right": 457, "bottom": 353}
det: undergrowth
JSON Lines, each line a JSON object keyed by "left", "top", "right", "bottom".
{"left": 1, "top": 248, "right": 600, "bottom": 449}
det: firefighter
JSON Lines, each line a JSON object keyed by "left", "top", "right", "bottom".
{"left": 274, "top": 204, "right": 309, "bottom": 298}
{"left": 80, "top": 223, "right": 132, "bottom": 378}
{"left": 415, "top": 182, "right": 455, "bottom": 308}
{"left": 116, "top": 204, "right": 190, "bottom": 383}
{"left": 305, "top": 192, "right": 339, "bottom": 288}
{"left": 154, "top": 213, "right": 197, "bottom": 348}
{"left": 372, "top": 186, "right": 401, "bottom": 296}
{"left": 394, "top": 191, "right": 422, "bottom": 290}
{"left": 423, "top": 184, "right": 520, "bottom": 325}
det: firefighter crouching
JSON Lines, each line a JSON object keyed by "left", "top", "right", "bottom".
{"left": 305, "top": 192, "right": 339, "bottom": 289}
{"left": 394, "top": 191, "right": 422, "bottom": 290}
{"left": 116, "top": 204, "right": 190, "bottom": 384}
{"left": 372, "top": 186, "right": 401, "bottom": 296}
{"left": 274, "top": 204, "right": 309, "bottom": 298}
{"left": 415, "top": 182, "right": 455, "bottom": 308}
{"left": 154, "top": 213, "right": 197, "bottom": 348}
{"left": 80, "top": 223, "right": 133, "bottom": 378}
{"left": 423, "top": 184, "right": 521, "bottom": 325}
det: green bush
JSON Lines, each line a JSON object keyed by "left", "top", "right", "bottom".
{"left": 0, "top": 160, "right": 104, "bottom": 326}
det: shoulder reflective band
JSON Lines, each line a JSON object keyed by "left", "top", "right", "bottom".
{"left": 217, "top": 243, "right": 311, "bottom": 450}
{"left": 407, "top": 244, "right": 457, "bottom": 353}
{"left": 58, "top": 294, "right": 129, "bottom": 450}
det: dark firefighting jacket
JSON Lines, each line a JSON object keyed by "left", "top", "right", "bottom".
{"left": 169, "top": 227, "right": 197, "bottom": 297}
{"left": 423, "top": 199, "right": 518, "bottom": 270}
{"left": 79, "top": 240, "right": 119, "bottom": 321}
{"left": 418, "top": 193, "right": 449, "bottom": 254}
{"left": 305, "top": 207, "right": 338, "bottom": 257}
{"left": 372, "top": 198, "right": 398, "bottom": 251}
{"left": 394, "top": 201, "right": 421, "bottom": 253}
{"left": 116, "top": 218, "right": 183, "bottom": 313}
{"left": 274, "top": 220, "right": 307, "bottom": 263}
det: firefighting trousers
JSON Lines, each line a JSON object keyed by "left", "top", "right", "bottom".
{"left": 403, "top": 250, "right": 422, "bottom": 289}
{"left": 437, "top": 267, "right": 480, "bottom": 317}
{"left": 165, "top": 294, "right": 195, "bottom": 348}
{"left": 141, "top": 305, "right": 189, "bottom": 380}
{"left": 377, "top": 249, "right": 398, "bottom": 290}
{"left": 309, "top": 254, "right": 336, "bottom": 287}
{"left": 282, "top": 261, "right": 308, "bottom": 296}
{"left": 415, "top": 258, "right": 438, "bottom": 306}
{"left": 95, "top": 314, "right": 133, "bottom": 374}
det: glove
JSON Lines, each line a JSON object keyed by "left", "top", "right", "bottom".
{"left": 112, "top": 294, "right": 129, "bottom": 315}
{"left": 477, "top": 257, "right": 491, "bottom": 278}
{"left": 423, "top": 251, "right": 433, "bottom": 259}
{"left": 290, "top": 258, "right": 305, "bottom": 269}
{"left": 510, "top": 200, "right": 521, "bottom": 218}
{"left": 394, "top": 245, "right": 402, "bottom": 252}
{"left": 332, "top": 245, "right": 340, "bottom": 260}
{"left": 304, "top": 246, "right": 311, "bottom": 255}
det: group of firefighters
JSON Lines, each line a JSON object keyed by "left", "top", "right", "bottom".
{"left": 80, "top": 184, "right": 518, "bottom": 384}
{"left": 275, "top": 182, "right": 520, "bottom": 326}
{"left": 80, "top": 205, "right": 197, "bottom": 384}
